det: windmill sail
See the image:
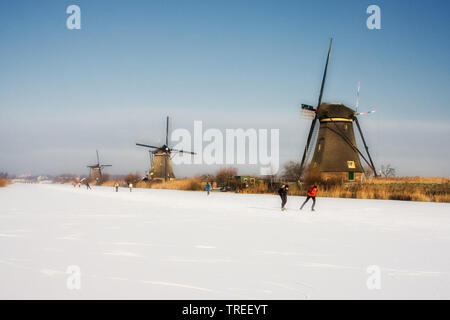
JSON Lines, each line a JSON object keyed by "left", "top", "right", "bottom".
{"left": 300, "top": 38, "right": 333, "bottom": 174}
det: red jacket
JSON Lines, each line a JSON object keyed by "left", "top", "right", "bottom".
{"left": 307, "top": 185, "right": 317, "bottom": 197}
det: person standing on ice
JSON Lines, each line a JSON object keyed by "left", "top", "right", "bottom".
{"left": 129, "top": 183, "right": 133, "bottom": 192}
{"left": 205, "top": 182, "right": 211, "bottom": 195}
{"left": 300, "top": 184, "right": 318, "bottom": 211}
{"left": 278, "top": 184, "right": 289, "bottom": 211}
{"left": 86, "top": 181, "right": 91, "bottom": 190}
{"left": 115, "top": 182, "right": 119, "bottom": 192}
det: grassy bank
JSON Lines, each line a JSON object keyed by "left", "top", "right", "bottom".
{"left": 0, "top": 178, "right": 11, "bottom": 187}
{"left": 286, "top": 177, "right": 450, "bottom": 203}
{"left": 138, "top": 177, "right": 450, "bottom": 203}
{"left": 90, "top": 176, "right": 450, "bottom": 203}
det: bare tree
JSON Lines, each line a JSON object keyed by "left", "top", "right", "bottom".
{"left": 282, "top": 161, "right": 302, "bottom": 182}
{"left": 380, "top": 164, "right": 396, "bottom": 177}
{"left": 215, "top": 167, "right": 237, "bottom": 187}
{"left": 125, "top": 172, "right": 141, "bottom": 186}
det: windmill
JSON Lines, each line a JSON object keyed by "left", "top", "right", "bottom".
{"left": 136, "top": 116, "right": 196, "bottom": 182}
{"left": 299, "top": 39, "right": 378, "bottom": 181}
{"left": 87, "top": 150, "right": 112, "bottom": 182}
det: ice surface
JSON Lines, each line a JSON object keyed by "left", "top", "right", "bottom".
{"left": 0, "top": 183, "right": 449, "bottom": 299}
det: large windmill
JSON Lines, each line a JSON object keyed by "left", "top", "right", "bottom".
{"left": 299, "top": 39, "right": 378, "bottom": 181}
{"left": 136, "top": 116, "right": 196, "bottom": 182}
{"left": 87, "top": 150, "right": 112, "bottom": 182}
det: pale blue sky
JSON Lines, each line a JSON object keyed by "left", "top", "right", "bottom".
{"left": 0, "top": 0, "right": 449, "bottom": 176}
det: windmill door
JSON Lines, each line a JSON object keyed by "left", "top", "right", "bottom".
{"left": 348, "top": 171, "right": 355, "bottom": 181}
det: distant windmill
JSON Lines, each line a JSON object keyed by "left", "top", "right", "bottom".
{"left": 87, "top": 150, "right": 112, "bottom": 182}
{"left": 299, "top": 39, "right": 378, "bottom": 181}
{"left": 136, "top": 116, "right": 196, "bottom": 182}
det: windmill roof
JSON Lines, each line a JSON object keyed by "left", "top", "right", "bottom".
{"left": 317, "top": 103, "right": 356, "bottom": 120}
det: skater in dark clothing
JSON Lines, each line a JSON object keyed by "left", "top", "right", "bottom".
{"left": 115, "top": 182, "right": 119, "bottom": 192}
{"left": 86, "top": 182, "right": 91, "bottom": 190}
{"left": 300, "top": 185, "right": 318, "bottom": 211}
{"left": 205, "top": 182, "right": 211, "bottom": 195}
{"left": 278, "top": 185, "right": 289, "bottom": 211}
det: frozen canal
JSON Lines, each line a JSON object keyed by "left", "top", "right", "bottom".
{"left": 0, "top": 183, "right": 449, "bottom": 299}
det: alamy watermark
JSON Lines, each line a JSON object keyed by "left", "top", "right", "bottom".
{"left": 66, "top": 5, "right": 81, "bottom": 30}
{"left": 171, "top": 121, "right": 280, "bottom": 175}
{"left": 366, "top": 265, "right": 381, "bottom": 290}
{"left": 366, "top": 5, "right": 381, "bottom": 30}
{"left": 66, "top": 265, "right": 81, "bottom": 290}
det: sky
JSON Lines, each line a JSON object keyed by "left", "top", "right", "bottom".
{"left": 0, "top": 0, "right": 449, "bottom": 177}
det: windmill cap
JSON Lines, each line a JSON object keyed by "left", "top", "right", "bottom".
{"left": 318, "top": 103, "right": 356, "bottom": 119}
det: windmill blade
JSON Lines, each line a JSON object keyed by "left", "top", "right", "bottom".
{"left": 170, "top": 148, "right": 196, "bottom": 155}
{"left": 96, "top": 150, "right": 100, "bottom": 165}
{"left": 300, "top": 118, "right": 318, "bottom": 170}
{"left": 101, "top": 165, "right": 112, "bottom": 168}
{"left": 300, "top": 104, "right": 316, "bottom": 120}
{"left": 355, "top": 81, "right": 360, "bottom": 113}
{"left": 316, "top": 38, "right": 332, "bottom": 110}
{"left": 166, "top": 116, "right": 169, "bottom": 146}
{"left": 300, "top": 38, "right": 333, "bottom": 173}
{"left": 164, "top": 152, "right": 168, "bottom": 181}
{"left": 356, "top": 109, "right": 378, "bottom": 116}
{"left": 136, "top": 143, "right": 160, "bottom": 149}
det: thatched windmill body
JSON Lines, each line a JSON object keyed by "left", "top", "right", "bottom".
{"left": 300, "top": 39, "right": 378, "bottom": 181}
{"left": 136, "top": 116, "right": 195, "bottom": 182}
{"left": 87, "top": 150, "right": 112, "bottom": 182}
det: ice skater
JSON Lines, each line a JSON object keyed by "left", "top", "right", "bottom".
{"left": 86, "top": 181, "right": 91, "bottom": 190}
{"left": 129, "top": 183, "right": 133, "bottom": 192}
{"left": 300, "top": 184, "right": 318, "bottom": 211}
{"left": 205, "top": 182, "right": 211, "bottom": 195}
{"left": 115, "top": 182, "right": 119, "bottom": 192}
{"left": 278, "top": 184, "right": 289, "bottom": 211}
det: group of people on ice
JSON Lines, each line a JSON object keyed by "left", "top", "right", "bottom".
{"left": 72, "top": 181, "right": 134, "bottom": 192}
{"left": 115, "top": 182, "right": 133, "bottom": 192}
{"left": 278, "top": 184, "right": 318, "bottom": 212}
{"left": 73, "top": 178, "right": 317, "bottom": 211}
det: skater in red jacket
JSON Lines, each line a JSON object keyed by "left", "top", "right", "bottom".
{"left": 300, "top": 185, "right": 318, "bottom": 211}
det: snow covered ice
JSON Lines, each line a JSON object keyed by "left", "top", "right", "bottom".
{"left": 1, "top": 183, "right": 449, "bottom": 299}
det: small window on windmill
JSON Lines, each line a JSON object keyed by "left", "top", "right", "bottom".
{"left": 313, "top": 162, "right": 318, "bottom": 168}
{"left": 318, "top": 143, "right": 322, "bottom": 151}
{"left": 347, "top": 161, "right": 355, "bottom": 169}
{"left": 344, "top": 124, "right": 348, "bottom": 131}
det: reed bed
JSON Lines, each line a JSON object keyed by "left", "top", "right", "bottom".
{"left": 0, "top": 178, "right": 11, "bottom": 187}
{"left": 287, "top": 177, "right": 450, "bottom": 203}
{"left": 96, "top": 176, "right": 449, "bottom": 203}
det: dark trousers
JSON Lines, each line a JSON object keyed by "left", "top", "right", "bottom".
{"left": 301, "top": 196, "right": 316, "bottom": 210}
{"left": 280, "top": 194, "right": 287, "bottom": 208}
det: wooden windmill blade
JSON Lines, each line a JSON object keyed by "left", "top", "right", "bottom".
{"left": 136, "top": 143, "right": 160, "bottom": 149}
{"left": 300, "top": 38, "right": 333, "bottom": 174}
{"left": 165, "top": 116, "right": 170, "bottom": 181}
{"left": 166, "top": 116, "right": 170, "bottom": 146}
